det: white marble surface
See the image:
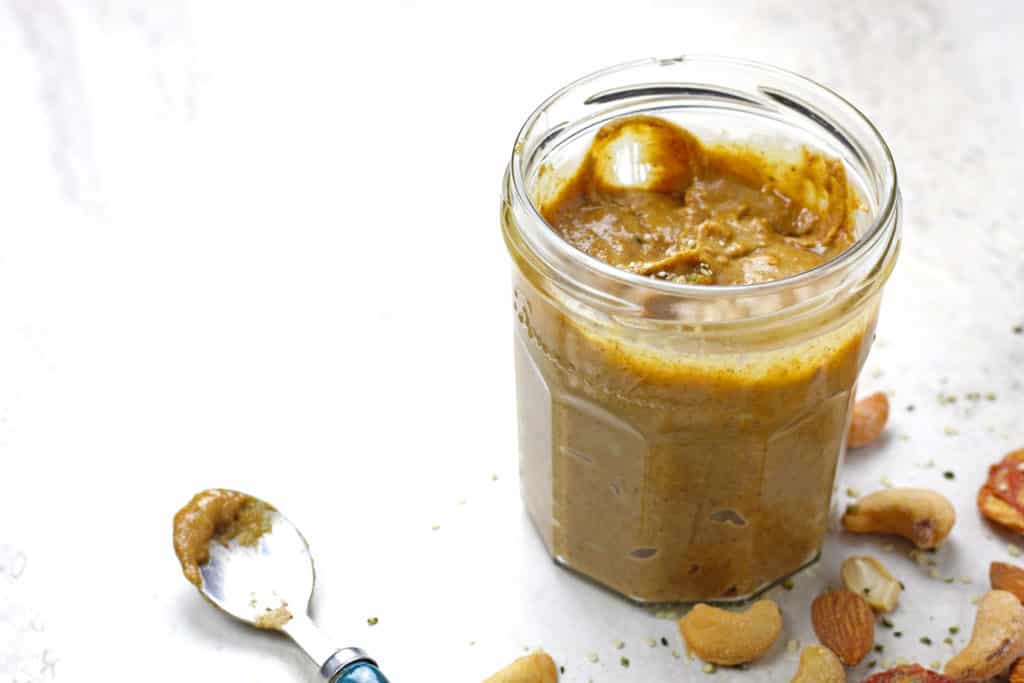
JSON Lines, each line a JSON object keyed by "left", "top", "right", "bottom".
{"left": 1, "top": 1, "right": 1022, "bottom": 681}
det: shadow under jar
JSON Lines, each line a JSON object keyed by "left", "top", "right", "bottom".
{"left": 501, "top": 56, "right": 900, "bottom": 604}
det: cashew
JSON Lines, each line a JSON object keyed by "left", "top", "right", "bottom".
{"left": 790, "top": 644, "right": 844, "bottom": 683}
{"left": 483, "top": 651, "right": 558, "bottom": 683}
{"left": 944, "top": 590, "right": 1024, "bottom": 681}
{"left": 841, "top": 555, "right": 902, "bottom": 612}
{"left": 678, "top": 599, "right": 782, "bottom": 666}
{"left": 842, "top": 488, "right": 956, "bottom": 549}
{"left": 1011, "top": 658, "right": 1024, "bottom": 683}
{"left": 848, "top": 391, "right": 889, "bottom": 448}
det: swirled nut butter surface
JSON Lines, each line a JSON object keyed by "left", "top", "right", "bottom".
{"left": 511, "top": 115, "right": 879, "bottom": 603}
{"left": 172, "top": 489, "right": 276, "bottom": 587}
{"left": 541, "top": 116, "right": 857, "bottom": 285}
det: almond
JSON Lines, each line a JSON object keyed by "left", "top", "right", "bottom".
{"left": 811, "top": 589, "right": 875, "bottom": 666}
{"left": 991, "top": 562, "right": 1024, "bottom": 603}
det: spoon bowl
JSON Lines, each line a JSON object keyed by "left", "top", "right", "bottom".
{"left": 175, "top": 489, "right": 390, "bottom": 683}
{"left": 198, "top": 509, "right": 314, "bottom": 629}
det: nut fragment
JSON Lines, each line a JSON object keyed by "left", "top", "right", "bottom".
{"left": 842, "top": 488, "right": 956, "bottom": 549}
{"left": 978, "top": 449, "right": 1024, "bottom": 533}
{"left": 789, "top": 644, "right": 844, "bottom": 683}
{"left": 811, "top": 589, "right": 875, "bottom": 666}
{"left": 483, "top": 651, "right": 558, "bottom": 683}
{"left": 842, "top": 555, "right": 902, "bottom": 612}
{"left": 991, "top": 562, "right": 1024, "bottom": 604}
{"left": 849, "top": 392, "right": 890, "bottom": 448}
{"left": 944, "top": 590, "right": 1024, "bottom": 681}
{"left": 678, "top": 599, "right": 782, "bottom": 666}
{"left": 863, "top": 664, "right": 955, "bottom": 682}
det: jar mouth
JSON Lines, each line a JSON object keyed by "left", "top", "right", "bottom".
{"left": 509, "top": 55, "right": 899, "bottom": 299}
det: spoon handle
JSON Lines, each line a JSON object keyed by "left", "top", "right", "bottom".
{"left": 332, "top": 660, "right": 390, "bottom": 682}
{"left": 283, "top": 617, "right": 387, "bottom": 682}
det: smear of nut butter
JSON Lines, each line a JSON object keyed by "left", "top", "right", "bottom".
{"left": 172, "top": 488, "right": 275, "bottom": 587}
{"left": 540, "top": 115, "right": 858, "bottom": 285}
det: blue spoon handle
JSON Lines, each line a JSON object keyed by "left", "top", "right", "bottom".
{"left": 333, "top": 660, "right": 390, "bottom": 683}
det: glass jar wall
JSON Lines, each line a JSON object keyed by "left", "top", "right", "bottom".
{"left": 501, "top": 56, "right": 900, "bottom": 604}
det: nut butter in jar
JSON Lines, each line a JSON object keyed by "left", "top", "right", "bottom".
{"left": 501, "top": 56, "right": 900, "bottom": 604}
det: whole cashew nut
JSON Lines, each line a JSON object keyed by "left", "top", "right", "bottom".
{"left": 678, "top": 599, "right": 782, "bottom": 666}
{"left": 790, "top": 644, "right": 844, "bottom": 683}
{"left": 842, "top": 488, "right": 956, "bottom": 549}
{"left": 483, "top": 651, "right": 558, "bottom": 683}
{"left": 944, "top": 590, "right": 1024, "bottom": 681}
{"left": 1011, "top": 658, "right": 1024, "bottom": 683}
{"left": 848, "top": 391, "right": 890, "bottom": 448}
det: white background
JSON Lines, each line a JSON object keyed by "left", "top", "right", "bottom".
{"left": 1, "top": 1, "right": 1023, "bottom": 681}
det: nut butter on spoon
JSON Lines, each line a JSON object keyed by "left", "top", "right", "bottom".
{"left": 172, "top": 489, "right": 391, "bottom": 683}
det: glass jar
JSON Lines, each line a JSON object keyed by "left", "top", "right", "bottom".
{"left": 501, "top": 56, "right": 900, "bottom": 604}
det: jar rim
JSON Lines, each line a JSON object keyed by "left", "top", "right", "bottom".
{"left": 508, "top": 55, "right": 899, "bottom": 298}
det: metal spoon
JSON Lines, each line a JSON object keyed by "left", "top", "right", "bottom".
{"left": 186, "top": 494, "right": 390, "bottom": 682}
